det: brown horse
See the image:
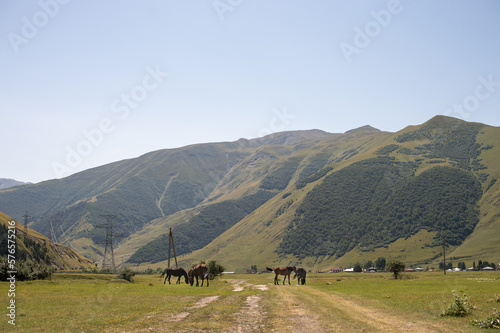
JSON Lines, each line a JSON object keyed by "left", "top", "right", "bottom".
{"left": 160, "top": 267, "right": 189, "bottom": 284}
{"left": 188, "top": 264, "right": 209, "bottom": 287}
{"left": 293, "top": 267, "right": 306, "bottom": 285}
{"left": 267, "top": 266, "right": 297, "bottom": 285}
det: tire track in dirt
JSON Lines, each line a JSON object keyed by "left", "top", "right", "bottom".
{"left": 234, "top": 295, "right": 265, "bottom": 333}
{"left": 302, "top": 287, "right": 443, "bottom": 332}
{"left": 165, "top": 295, "right": 219, "bottom": 322}
{"left": 275, "top": 286, "right": 326, "bottom": 333}
{"left": 227, "top": 280, "right": 268, "bottom": 332}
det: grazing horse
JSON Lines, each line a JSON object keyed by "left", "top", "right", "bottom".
{"left": 267, "top": 266, "right": 297, "bottom": 285}
{"left": 294, "top": 267, "right": 307, "bottom": 285}
{"left": 160, "top": 267, "right": 189, "bottom": 284}
{"left": 188, "top": 264, "right": 209, "bottom": 287}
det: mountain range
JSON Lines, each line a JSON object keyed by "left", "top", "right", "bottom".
{"left": 0, "top": 178, "right": 30, "bottom": 190}
{"left": 0, "top": 115, "right": 499, "bottom": 272}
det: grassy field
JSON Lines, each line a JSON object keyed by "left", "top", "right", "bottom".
{"left": 1, "top": 271, "right": 499, "bottom": 332}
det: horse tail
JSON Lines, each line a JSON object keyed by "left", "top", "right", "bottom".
{"left": 159, "top": 269, "right": 166, "bottom": 280}
{"left": 266, "top": 267, "right": 274, "bottom": 272}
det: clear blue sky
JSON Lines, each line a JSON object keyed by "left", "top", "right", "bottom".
{"left": 1, "top": 0, "right": 499, "bottom": 183}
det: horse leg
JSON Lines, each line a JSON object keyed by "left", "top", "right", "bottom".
{"left": 274, "top": 273, "right": 278, "bottom": 285}
{"left": 196, "top": 276, "right": 199, "bottom": 286}
{"left": 167, "top": 274, "right": 172, "bottom": 284}
{"left": 176, "top": 276, "right": 181, "bottom": 284}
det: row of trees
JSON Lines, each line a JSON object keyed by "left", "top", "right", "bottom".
{"left": 350, "top": 257, "right": 387, "bottom": 271}
{"left": 439, "top": 260, "right": 497, "bottom": 270}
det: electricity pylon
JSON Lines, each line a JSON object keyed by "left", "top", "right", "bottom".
{"left": 95, "top": 215, "right": 122, "bottom": 272}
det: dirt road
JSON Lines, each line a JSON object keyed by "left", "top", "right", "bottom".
{"left": 133, "top": 278, "right": 458, "bottom": 332}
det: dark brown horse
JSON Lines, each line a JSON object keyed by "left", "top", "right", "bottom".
{"left": 293, "top": 267, "right": 306, "bottom": 285}
{"left": 188, "top": 264, "right": 209, "bottom": 287}
{"left": 160, "top": 267, "right": 189, "bottom": 284}
{"left": 267, "top": 266, "right": 297, "bottom": 285}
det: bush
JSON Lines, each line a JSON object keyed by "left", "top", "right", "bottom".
{"left": 0, "top": 257, "right": 54, "bottom": 281}
{"left": 117, "top": 268, "right": 136, "bottom": 282}
{"left": 440, "top": 291, "right": 474, "bottom": 317}
{"left": 387, "top": 261, "right": 405, "bottom": 279}
{"left": 471, "top": 308, "right": 500, "bottom": 329}
{"left": 207, "top": 260, "right": 225, "bottom": 280}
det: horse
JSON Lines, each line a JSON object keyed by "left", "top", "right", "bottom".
{"left": 188, "top": 264, "right": 209, "bottom": 287}
{"left": 160, "top": 267, "right": 189, "bottom": 284}
{"left": 267, "top": 266, "right": 296, "bottom": 285}
{"left": 293, "top": 267, "right": 306, "bottom": 285}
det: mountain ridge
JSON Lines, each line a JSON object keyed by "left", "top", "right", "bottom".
{"left": 0, "top": 178, "right": 31, "bottom": 190}
{"left": 0, "top": 116, "right": 499, "bottom": 272}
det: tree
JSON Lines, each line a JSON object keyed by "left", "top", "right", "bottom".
{"left": 375, "top": 257, "right": 386, "bottom": 271}
{"left": 387, "top": 260, "right": 405, "bottom": 279}
{"left": 207, "top": 260, "right": 225, "bottom": 280}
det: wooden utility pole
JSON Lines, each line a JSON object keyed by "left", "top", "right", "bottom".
{"left": 442, "top": 237, "right": 446, "bottom": 275}
{"left": 167, "top": 228, "right": 178, "bottom": 268}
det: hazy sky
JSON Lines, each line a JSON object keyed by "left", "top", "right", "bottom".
{"left": 1, "top": 1, "right": 499, "bottom": 183}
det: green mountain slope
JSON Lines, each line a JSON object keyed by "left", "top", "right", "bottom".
{"left": 174, "top": 116, "right": 500, "bottom": 272}
{"left": 0, "top": 211, "right": 94, "bottom": 270}
{"left": 277, "top": 159, "right": 482, "bottom": 258}
{"left": 1, "top": 116, "right": 499, "bottom": 272}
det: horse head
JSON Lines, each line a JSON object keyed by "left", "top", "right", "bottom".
{"left": 182, "top": 268, "right": 189, "bottom": 284}
{"left": 188, "top": 268, "right": 194, "bottom": 286}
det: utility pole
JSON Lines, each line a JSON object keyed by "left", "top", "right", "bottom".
{"left": 23, "top": 210, "right": 30, "bottom": 235}
{"left": 442, "top": 237, "right": 446, "bottom": 275}
{"left": 95, "top": 215, "right": 122, "bottom": 272}
{"left": 167, "top": 228, "right": 178, "bottom": 268}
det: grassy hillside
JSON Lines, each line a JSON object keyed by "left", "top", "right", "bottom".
{"left": 127, "top": 190, "right": 276, "bottom": 263}
{"left": 0, "top": 211, "right": 94, "bottom": 270}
